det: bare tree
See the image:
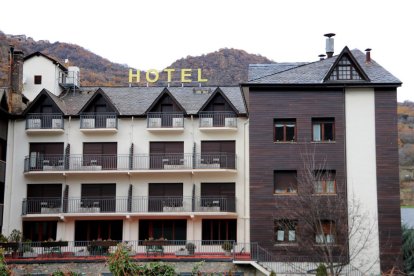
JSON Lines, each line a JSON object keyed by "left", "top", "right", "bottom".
{"left": 272, "top": 146, "right": 378, "bottom": 275}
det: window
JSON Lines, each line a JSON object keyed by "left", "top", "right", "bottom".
{"left": 81, "top": 184, "right": 116, "bottom": 212}
{"left": 34, "top": 75, "right": 42, "bottom": 84}
{"left": 202, "top": 219, "right": 237, "bottom": 244}
{"left": 314, "top": 170, "right": 336, "bottom": 194}
{"left": 26, "top": 184, "right": 62, "bottom": 214}
{"left": 329, "top": 56, "right": 363, "bottom": 80}
{"left": 29, "top": 143, "right": 64, "bottom": 170}
{"left": 75, "top": 220, "right": 123, "bottom": 242}
{"left": 274, "top": 170, "right": 297, "bottom": 194}
{"left": 312, "top": 118, "right": 335, "bottom": 142}
{"left": 274, "top": 119, "right": 296, "bottom": 142}
{"left": 315, "top": 220, "right": 336, "bottom": 244}
{"left": 83, "top": 142, "right": 117, "bottom": 169}
{"left": 148, "top": 183, "right": 183, "bottom": 212}
{"left": 150, "top": 142, "right": 184, "bottom": 169}
{"left": 201, "top": 141, "right": 236, "bottom": 169}
{"left": 139, "top": 220, "right": 187, "bottom": 241}
{"left": 23, "top": 221, "right": 57, "bottom": 241}
{"left": 274, "top": 219, "right": 297, "bottom": 243}
{"left": 201, "top": 183, "right": 235, "bottom": 212}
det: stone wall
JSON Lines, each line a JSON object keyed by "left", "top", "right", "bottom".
{"left": 10, "top": 261, "right": 262, "bottom": 276}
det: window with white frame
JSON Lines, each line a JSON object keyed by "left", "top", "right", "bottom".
{"left": 315, "top": 220, "right": 336, "bottom": 244}
{"left": 274, "top": 219, "right": 297, "bottom": 243}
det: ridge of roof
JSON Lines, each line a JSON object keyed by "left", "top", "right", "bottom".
{"left": 246, "top": 47, "right": 401, "bottom": 85}
{"left": 24, "top": 52, "right": 68, "bottom": 72}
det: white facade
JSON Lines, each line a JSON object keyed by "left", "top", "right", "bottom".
{"left": 345, "top": 88, "right": 380, "bottom": 274}
{"left": 23, "top": 55, "right": 65, "bottom": 101}
{"left": 3, "top": 115, "right": 249, "bottom": 243}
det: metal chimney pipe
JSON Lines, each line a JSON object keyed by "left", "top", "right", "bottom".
{"left": 365, "top": 48, "right": 372, "bottom": 63}
{"left": 324, "top": 33, "right": 336, "bottom": 58}
{"left": 318, "top": 54, "right": 326, "bottom": 61}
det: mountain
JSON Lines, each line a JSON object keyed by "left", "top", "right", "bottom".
{"left": 0, "top": 31, "right": 274, "bottom": 87}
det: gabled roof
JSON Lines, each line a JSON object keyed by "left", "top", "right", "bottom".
{"left": 24, "top": 52, "right": 68, "bottom": 72}
{"left": 78, "top": 88, "right": 119, "bottom": 114}
{"left": 198, "top": 87, "right": 239, "bottom": 114}
{"left": 323, "top": 46, "right": 370, "bottom": 82}
{"left": 247, "top": 47, "right": 401, "bottom": 86}
{"left": 22, "top": 89, "right": 66, "bottom": 115}
{"left": 18, "top": 86, "right": 247, "bottom": 116}
{"left": 73, "top": 86, "right": 247, "bottom": 116}
{"left": 145, "top": 88, "right": 186, "bottom": 114}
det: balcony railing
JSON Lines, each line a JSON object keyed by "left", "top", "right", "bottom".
{"left": 24, "top": 153, "right": 236, "bottom": 172}
{"left": 147, "top": 112, "right": 184, "bottom": 128}
{"left": 194, "top": 153, "right": 236, "bottom": 170}
{"left": 199, "top": 111, "right": 237, "bottom": 128}
{"left": 80, "top": 113, "right": 117, "bottom": 129}
{"left": 26, "top": 113, "right": 64, "bottom": 130}
{"left": 0, "top": 160, "right": 5, "bottom": 182}
{"left": 0, "top": 240, "right": 240, "bottom": 259}
{"left": 22, "top": 196, "right": 236, "bottom": 215}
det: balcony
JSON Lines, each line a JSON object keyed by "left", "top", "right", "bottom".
{"left": 199, "top": 111, "right": 237, "bottom": 131}
{"left": 80, "top": 113, "right": 117, "bottom": 133}
{"left": 25, "top": 114, "right": 64, "bottom": 134}
{"left": 21, "top": 196, "right": 236, "bottom": 216}
{"left": 1, "top": 240, "right": 252, "bottom": 262}
{"left": 24, "top": 153, "right": 236, "bottom": 174}
{"left": 147, "top": 112, "right": 184, "bottom": 132}
{"left": 194, "top": 153, "right": 236, "bottom": 170}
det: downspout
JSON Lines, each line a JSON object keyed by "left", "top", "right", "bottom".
{"left": 5, "top": 120, "right": 15, "bottom": 234}
{"left": 243, "top": 118, "right": 249, "bottom": 244}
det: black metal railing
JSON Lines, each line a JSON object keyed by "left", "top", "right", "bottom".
{"left": 22, "top": 196, "right": 236, "bottom": 215}
{"left": 194, "top": 153, "right": 236, "bottom": 169}
{"left": 24, "top": 154, "right": 127, "bottom": 172}
{"left": 26, "top": 114, "right": 64, "bottom": 129}
{"left": 24, "top": 153, "right": 237, "bottom": 172}
{"left": 199, "top": 111, "right": 237, "bottom": 128}
{"left": 147, "top": 112, "right": 184, "bottom": 128}
{"left": 0, "top": 240, "right": 238, "bottom": 259}
{"left": 80, "top": 113, "right": 117, "bottom": 129}
{"left": 134, "top": 153, "right": 193, "bottom": 170}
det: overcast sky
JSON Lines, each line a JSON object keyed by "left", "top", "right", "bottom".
{"left": 1, "top": 0, "right": 412, "bottom": 101}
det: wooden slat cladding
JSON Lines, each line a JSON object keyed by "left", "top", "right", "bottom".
{"left": 249, "top": 89, "right": 346, "bottom": 260}
{"left": 375, "top": 90, "right": 403, "bottom": 271}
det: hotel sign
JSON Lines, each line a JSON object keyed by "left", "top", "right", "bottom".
{"left": 129, "top": 68, "right": 208, "bottom": 83}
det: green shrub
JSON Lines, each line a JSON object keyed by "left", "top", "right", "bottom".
{"left": 141, "top": 262, "right": 175, "bottom": 276}
{"left": 107, "top": 243, "right": 141, "bottom": 276}
{"left": 0, "top": 249, "right": 11, "bottom": 276}
{"left": 316, "top": 263, "right": 328, "bottom": 276}
{"left": 403, "top": 224, "right": 414, "bottom": 273}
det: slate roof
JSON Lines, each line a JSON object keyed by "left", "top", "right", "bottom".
{"left": 34, "top": 86, "right": 246, "bottom": 116}
{"left": 248, "top": 47, "right": 401, "bottom": 85}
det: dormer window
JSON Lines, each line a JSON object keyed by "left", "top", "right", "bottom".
{"left": 329, "top": 56, "right": 363, "bottom": 81}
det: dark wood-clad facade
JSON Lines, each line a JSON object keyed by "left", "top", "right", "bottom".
{"left": 375, "top": 89, "right": 403, "bottom": 270}
{"left": 249, "top": 88, "right": 346, "bottom": 259}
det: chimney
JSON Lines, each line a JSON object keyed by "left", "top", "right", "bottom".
{"left": 8, "top": 46, "right": 24, "bottom": 114}
{"left": 324, "top": 33, "right": 335, "bottom": 58}
{"left": 365, "top": 48, "right": 372, "bottom": 63}
{"left": 318, "top": 54, "right": 326, "bottom": 61}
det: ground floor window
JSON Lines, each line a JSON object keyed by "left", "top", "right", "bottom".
{"left": 202, "top": 219, "right": 237, "bottom": 244}
{"left": 75, "top": 220, "right": 123, "bottom": 241}
{"left": 274, "top": 219, "right": 297, "bottom": 243}
{"left": 139, "top": 219, "right": 187, "bottom": 241}
{"left": 23, "top": 221, "right": 57, "bottom": 241}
